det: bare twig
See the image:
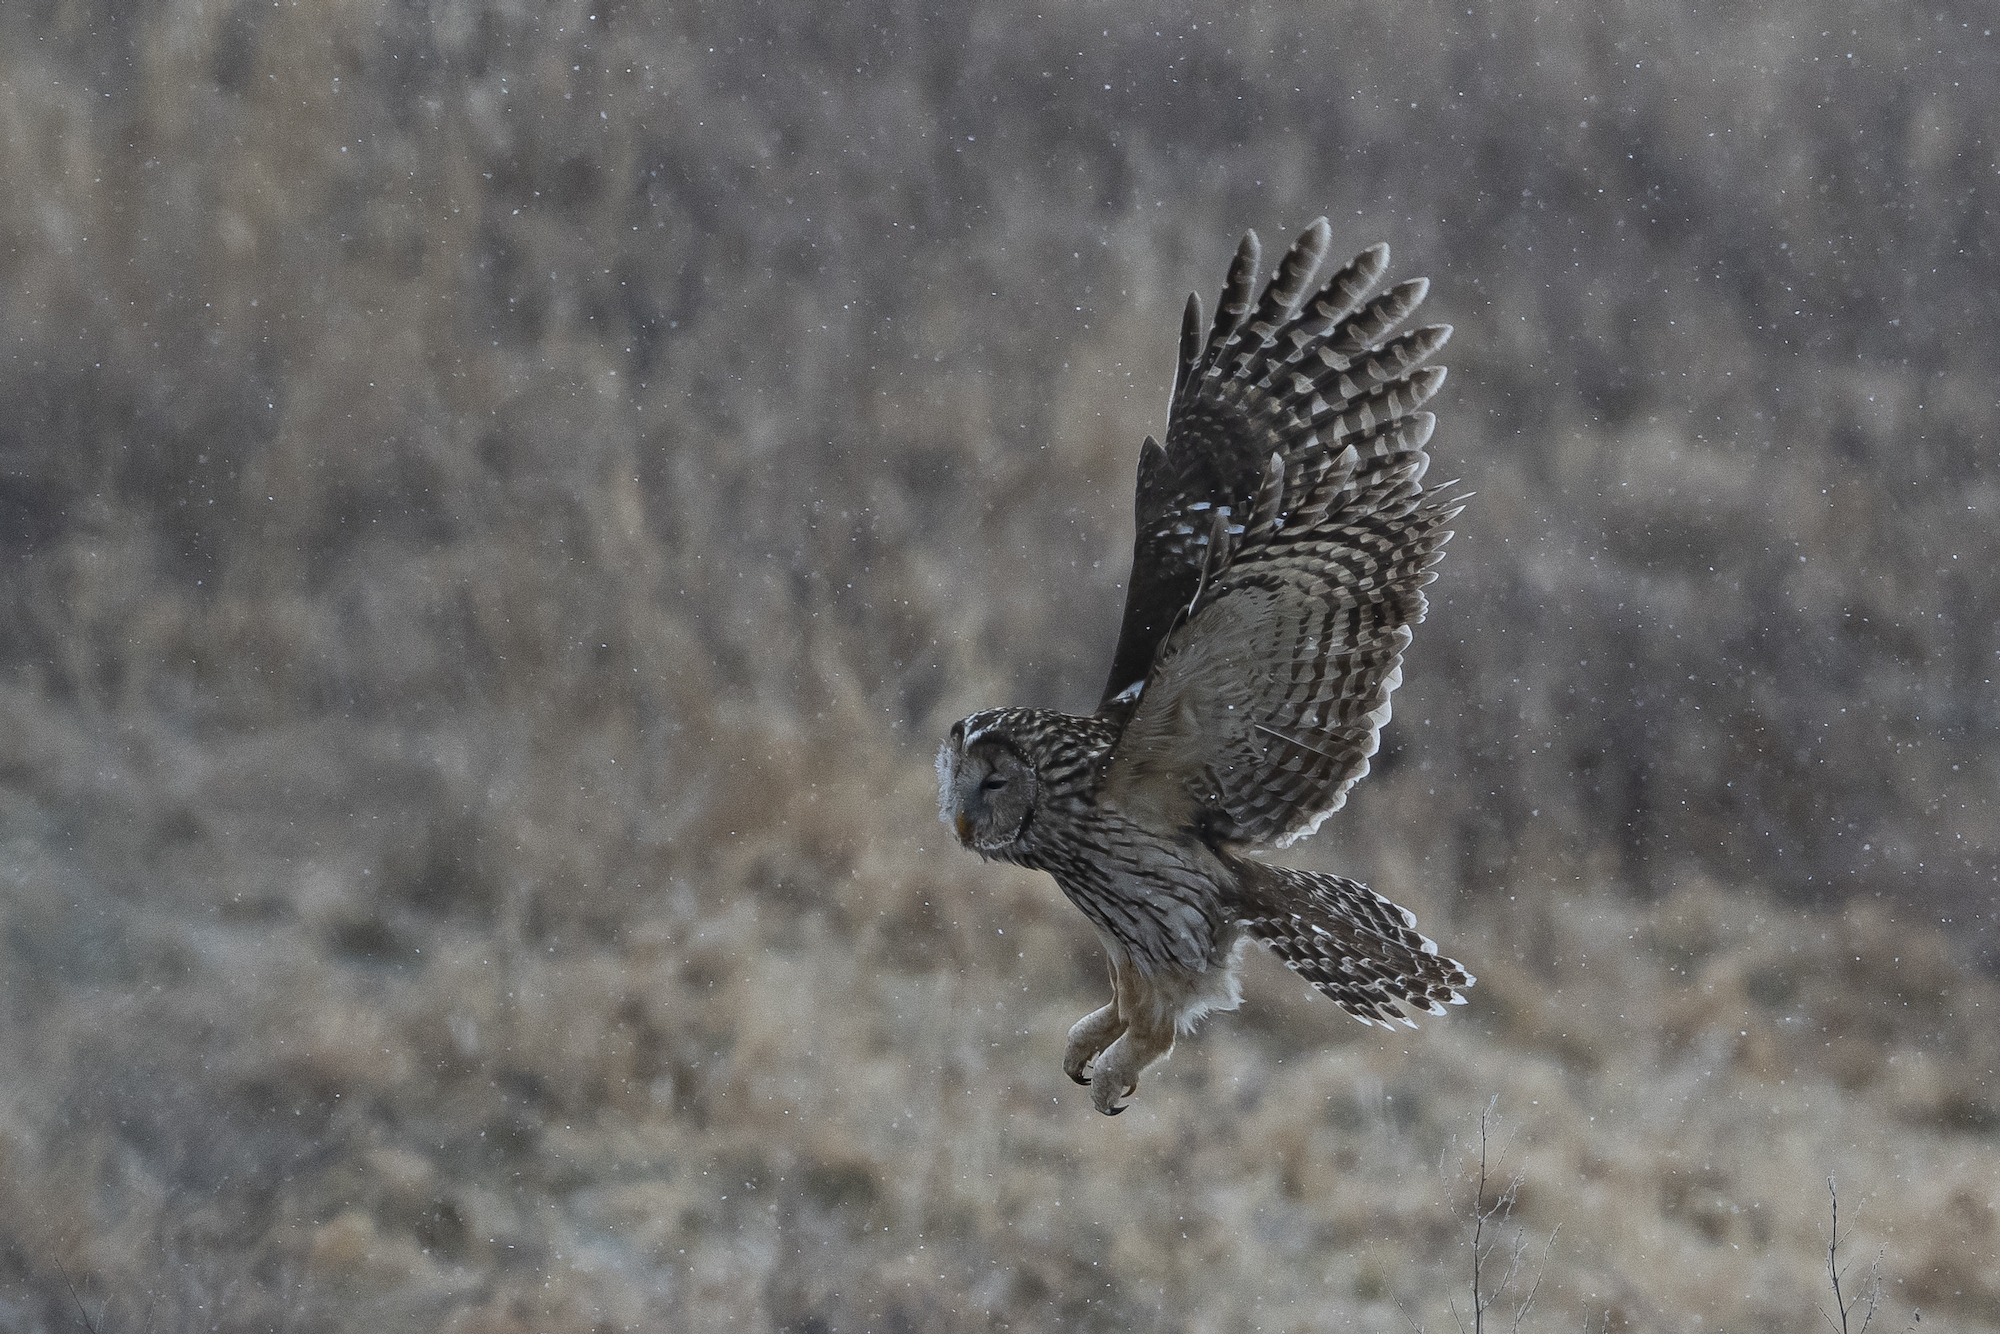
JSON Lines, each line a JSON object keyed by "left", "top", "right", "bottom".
{"left": 54, "top": 1257, "right": 102, "bottom": 1334}
{"left": 1511, "top": 1223, "right": 1560, "bottom": 1333}
{"left": 1462, "top": 1098, "right": 1499, "bottom": 1334}
{"left": 1406, "top": 1101, "right": 1560, "bottom": 1334}
{"left": 1819, "top": 1175, "right": 1883, "bottom": 1334}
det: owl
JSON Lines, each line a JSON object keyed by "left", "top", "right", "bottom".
{"left": 937, "top": 218, "right": 1475, "bottom": 1114}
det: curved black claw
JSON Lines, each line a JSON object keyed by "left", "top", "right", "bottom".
{"left": 1101, "top": 1103, "right": 1125, "bottom": 1116}
{"left": 1069, "top": 1071, "right": 1090, "bottom": 1086}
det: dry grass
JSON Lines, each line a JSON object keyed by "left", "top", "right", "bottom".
{"left": 4, "top": 692, "right": 1995, "bottom": 1331}
{"left": 2, "top": 1, "right": 1996, "bottom": 1331}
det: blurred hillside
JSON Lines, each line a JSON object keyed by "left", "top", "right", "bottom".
{"left": 0, "top": 1, "right": 1995, "bottom": 1331}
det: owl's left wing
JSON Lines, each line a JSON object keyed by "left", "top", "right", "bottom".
{"left": 1096, "top": 219, "right": 1448, "bottom": 724}
{"left": 1100, "top": 400, "right": 1463, "bottom": 849}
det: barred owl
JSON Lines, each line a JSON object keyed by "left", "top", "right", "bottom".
{"left": 937, "top": 218, "right": 1475, "bottom": 1114}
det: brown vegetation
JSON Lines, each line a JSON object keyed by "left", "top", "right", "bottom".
{"left": 1, "top": 1, "right": 1994, "bottom": 1330}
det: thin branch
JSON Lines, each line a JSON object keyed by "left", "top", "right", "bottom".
{"left": 54, "top": 1258, "right": 102, "bottom": 1334}
{"left": 1410, "top": 1099, "right": 1560, "bottom": 1334}
{"left": 1821, "top": 1175, "right": 1884, "bottom": 1334}
{"left": 1510, "top": 1223, "right": 1560, "bottom": 1333}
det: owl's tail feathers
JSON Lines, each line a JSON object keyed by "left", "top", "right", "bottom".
{"left": 1231, "top": 860, "right": 1474, "bottom": 1028}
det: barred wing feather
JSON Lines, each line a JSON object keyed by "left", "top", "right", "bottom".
{"left": 1096, "top": 218, "right": 1452, "bottom": 728}
{"left": 1100, "top": 221, "right": 1461, "bottom": 848}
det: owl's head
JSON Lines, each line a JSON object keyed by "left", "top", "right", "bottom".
{"left": 937, "top": 712, "right": 1040, "bottom": 854}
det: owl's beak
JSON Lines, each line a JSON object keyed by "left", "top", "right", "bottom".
{"left": 955, "top": 813, "right": 973, "bottom": 845}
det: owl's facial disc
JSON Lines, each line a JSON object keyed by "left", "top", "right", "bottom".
{"left": 936, "top": 732, "right": 965, "bottom": 832}
{"left": 939, "top": 735, "right": 1036, "bottom": 852}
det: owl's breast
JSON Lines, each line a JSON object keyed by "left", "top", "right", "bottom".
{"left": 1028, "top": 814, "right": 1232, "bottom": 976}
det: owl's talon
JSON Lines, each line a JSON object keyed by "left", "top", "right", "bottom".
{"left": 1063, "top": 1000, "right": 1124, "bottom": 1087}
{"left": 1092, "top": 1079, "right": 1135, "bottom": 1115}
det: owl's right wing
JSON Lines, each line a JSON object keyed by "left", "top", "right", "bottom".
{"left": 1095, "top": 219, "right": 1449, "bottom": 725}
{"left": 1098, "top": 227, "right": 1460, "bottom": 848}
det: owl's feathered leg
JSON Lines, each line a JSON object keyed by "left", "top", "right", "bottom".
{"left": 1067, "top": 937, "right": 1251, "bottom": 1113}
{"left": 1230, "top": 857, "right": 1474, "bottom": 1026}
{"left": 1063, "top": 956, "right": 1126, "bottom": 1087}
{"left": 1087, "top": 959, "right": 1178, "bottom": 1116}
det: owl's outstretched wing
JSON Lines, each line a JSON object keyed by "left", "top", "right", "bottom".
{"left": 1096, "top": 218, "right": 1449, "bottom": 724}
{"left": 1099, "top": 224, "right": 1459, "bottom": 848}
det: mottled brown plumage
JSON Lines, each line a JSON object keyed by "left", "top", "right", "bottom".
{"left": 937, "top": 218, "right": 1474, "bottom": 1114}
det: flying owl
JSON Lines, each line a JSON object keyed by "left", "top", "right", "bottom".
{"left": 936, "top": 217, "right": 1475, "bottom": 1114}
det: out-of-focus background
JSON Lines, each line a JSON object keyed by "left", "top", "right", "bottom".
{"left": 2, "top": 1, "right": 1995, "bottom": 1330}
